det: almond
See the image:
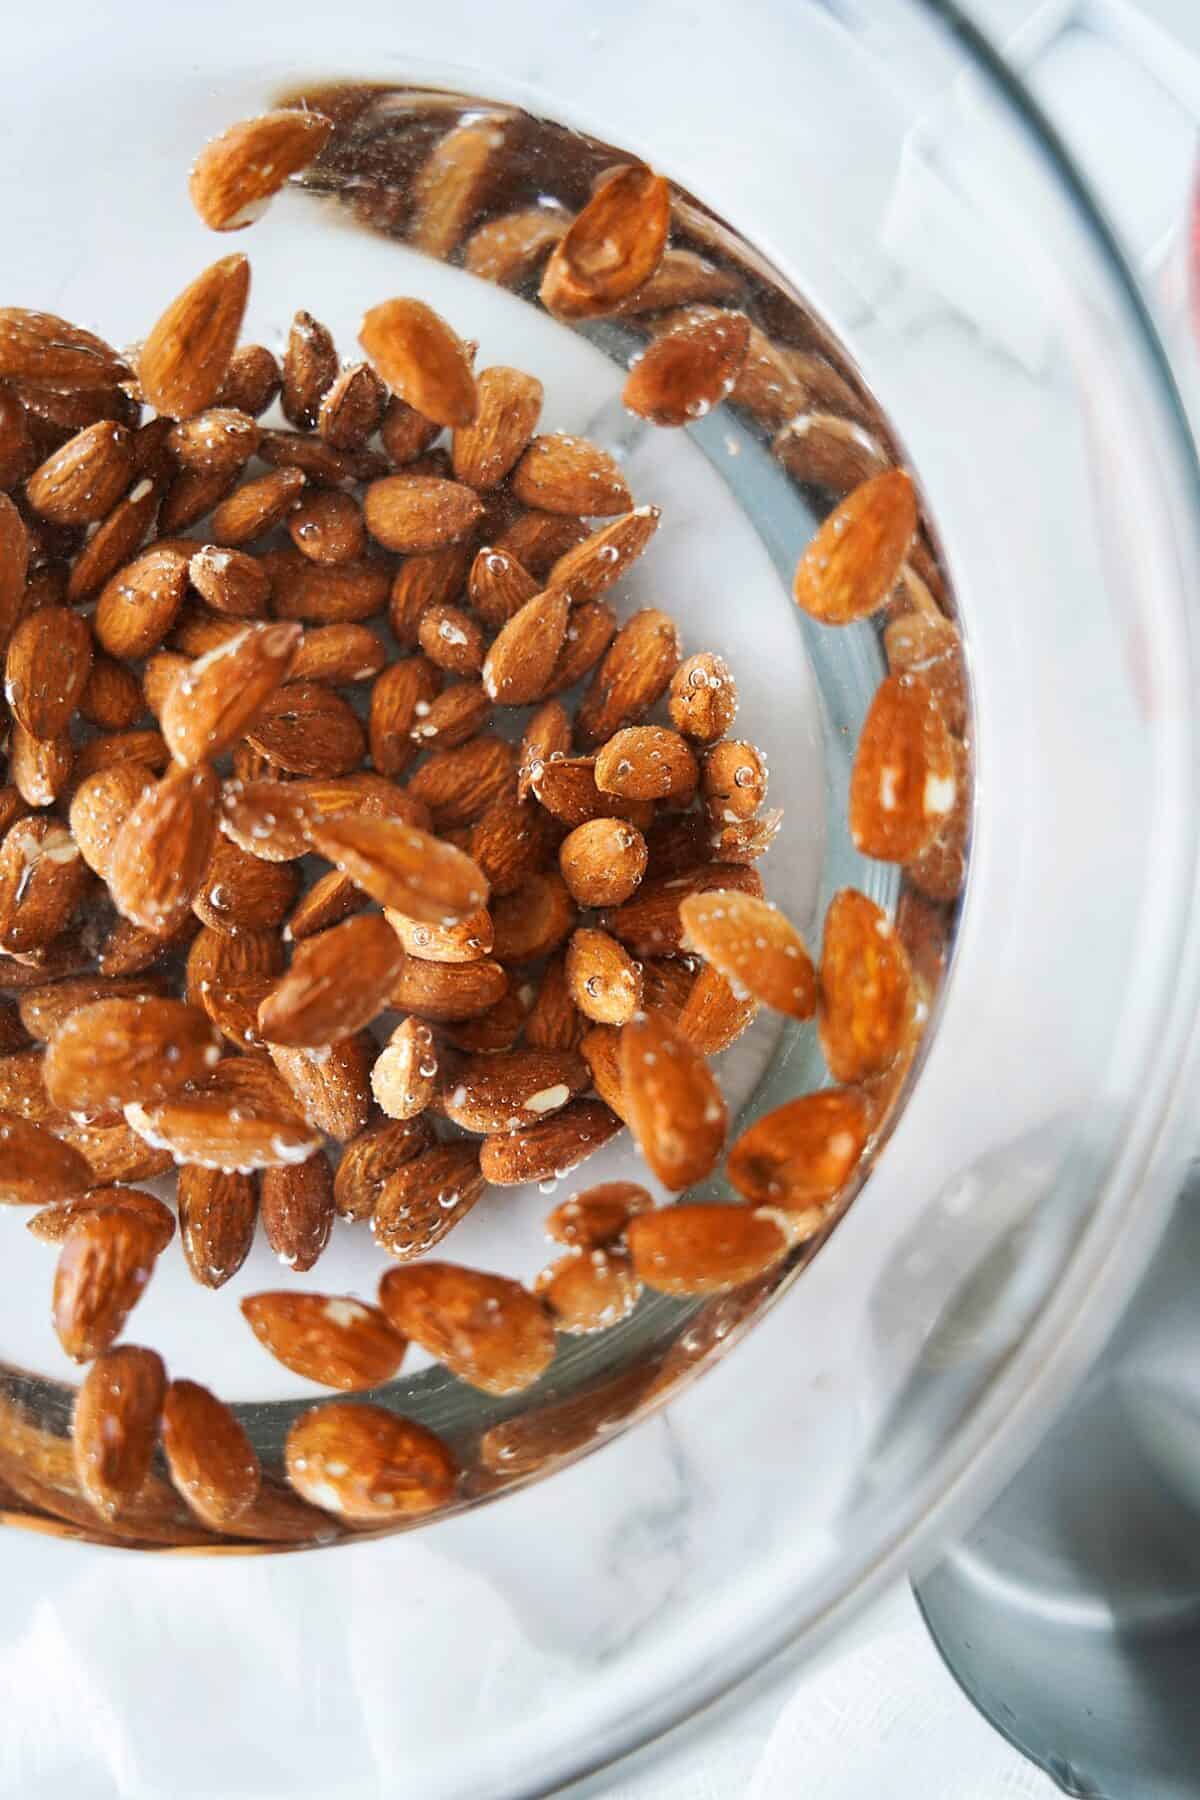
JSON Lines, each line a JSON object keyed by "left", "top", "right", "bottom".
{"left": 775, "top": 410, "right": 889, "bottom": 495}
{"left": 0, "top": 1045, "right": 67, "bottom": 1125}
{"left": 317, "top": 362, "right": 387, "bottom": 453}
{"left": 108, "top": 764, "right": 219, "bottom": 934}
{"left": 158, "top": 462, "right": 240, "bottom": 532}
{"left": 78, "top": 653, "right": 144, "bottom": 729}
{"left": 189, "top": 544, "right": 272, "bottom": 618}
{"left": 491, "top": 870, "right": 577, "bottom": 965}
{"left": 94, "top": 545, "right": 190, "bottom": 660}
{"left": 378, "top": 1262, "right": 555, "bottom": 1395}
{"left": 281, "top": 309, "right": 338, "bottom": 430}
{"left": 793, "top": 469, "right": 917, "bottom": 624}
{"left": 611, "top": 249, "right": 742, "bottom": 317}
{"left": 470, "top": 781, "right": 557, "bottom": 899}
{"left": 410, "top": 112, "right": 508, "bottom": 258}
{"left": 333, "top": 1114, "right": 435, "bottom": 1221}
{"left": 260, "top": 1151, "right": 335, "bottom": 1272}
{"left": 620, "top": 1009, "right": 726, "bottom": 1190}
{"left": 364, "top": 474, "right": 483, "bottom": 553}
{"left": 482, "top": 588, "right": 569, "bottom": 705}
{"left": 304, "top": 811, "right": 488, "bottom": 923}
{"left": 268, "top": 1035, "right": 373, "bottom": 1141}
{"left": 817, "top": 888, "right": 914, "bottom": 1081}
{"left": 72, "top": 1345, "right": 166, "bottom": 1518}
{"left": 244, "top": 680, "right": 365, "bottom": 777}
{"left": 287, "top": 489, "right": 367, "bottom": 567}
{"left": 161, "top": 1379, "right": 260, "bottom": 1527}
{"left": 478, "top": 1097, "right": 622, "bottom": 1187}
{"left": 405, "top": 734, "right": 516, "bottom": 831}
{"left": 368, "top": 656, "right": 443, "bottom": 778}
{"left": 849, "top": 672, "right": 957, "bottom": 862}
{"left": 286, "top": 866, "right": 366, "bottom": 942}
{"left": 218, "top": 341, "right": 282, "bottom": 415}
{"left": 66, "top": 477, "right": 165, "bottom": 604}
{"left": 126, "top": 1056, "right": 319, "bottom": 1173}
{"left": 495, "top": 508, "right": 590, "bottom": 577}
{"left": 440, "top": 984, "right": 531, "bottom": 1054}
{"left": 884, "top": 609, "right": 967, "bottom": 738}
{"left": 668, "top": 652, "right": 738, "bottom": 744}
{"left": 52, "top": 1209, "right": 163, "bottom": 1361}
{"left": 547, "top": 506, "right": 660, "bottom": 605}
{"left": 594, "top": 724, "right": 697, "bottom": 802}
{"left": 178, "top": 1165, "right": 259, "bottom": 1287}
{"left": 418, "top": 600, "right": 485, "bottom": 677}
{"left": 0, "top": 1116, "right": 91, "bottom": 1204}
{"left": 386, "top": 904, "right": 493, "bottom": 963}
{"left": 528, "top": 754, "right": 653, "bottom": 831}
{"left": 410, "top": 679, "right": 492, "bottom": 751}
{"left": 679, "top": 889, "right": 816, "bottom": 1021}
{"left": 517, "top": 699, "right": 571, "bottom": 800}
{"left": 259, "top": 427, "right": 385, "bottom": 486}
{"left": 371, "top": 1140, "right": 485, "bottom": 1259}
{"left": 44, "top": 996, "right": 221, "bottom": 1115}
{"left": 0, "top": 307, "right": 130, "bottom": 391}
{"left": 98, "top": 913, "right": 199, "bottom": 981}
{"left": 379, "top": 393, "right": 442, "bottom": 466}
{"left": 370, "top": 1016, "right": 439, "bottom": 1121}
{"left": 441, "top": 1047, "right": 589, "bottom": 1134}
{"left": 624, "top": 310, "right": 750, "bottom": 427}
{"left": 258, "top": 913, "right": 406, "bottom": 1047}
{"left": 267, "top": 548, "right": 391, "bottom": 624}
{"left": 468, "top": 544, "right": 539, "bottom": 628}
{"left": 285, "top": 1401, "right": 457, "bottom": 1520}
{"left": 167, "top": 407, "right": 259, "bottom": 474}
{"left": 601, "top": 861, "right": 763, "bottom": 957}
{"left": 290, "top": 622, "right": 386, "bottom": 688}
{"left": 389, "top": 955, "right": 507, "bottom": 1022}
{"left": 160, "top": 621, "right": 301, "bottom": 766}
{"left": 702, "top": 738, "right": 767, "bottom": 823}
{"left": 359, "top": 298, "right": 478, "bottom": 429}
{"left": 25, "top": 420, "right": 134, "bottom": 525}
{"left": 524, "top": 951, "right": 584, "bottom": 1052}
{"left": 192, "top": 833, "right": 299, "bottom": 934}
{"left": 0, "top": 391, "right": 35, "bottom": 491}
{"left": 906, "top": 739, "right": 968, "bottom": 903}
{"left": 211, "top": 465, "right": 307, "bottom": 545}
{"left": 676, "top": 961, "right": 758, "bottom": 1054}
{"left": 243, "top": 1291, "right": 405, "bottom": 1391}
{"left": 19, "top": 975, "right": 168, "bottom": 1045}
{"left": 139, "top": 254, "right": 250, "bottom": 419}
{"left": 576, "top": 607, "right": 680, "bottom": 743}
{"left": 549, "top": 600, "right": 622, "bottom": 696}
{"left": 546, "top": 1180, "right": 653, "bottom": 1248}
{"left": 727, "top": 1087, "right": 873, "bottom": 1211}
{"left": 190, "top": 109, "right": 334, "bottom": 231}
{"left": 510, "top": 432, "right": 631, "bottom": 516}
{"left": 540, "top": 166, "right": 670, "bottom": 318}
{"left": 464, "top": 205, "right": 570, "bottom": 285}
{"left": 27, "top": 1186, "right": 176, "bottom": 1249}
{"left": 560, "top": 817, "right": 647, "bottom": 908}
{"left": 9, "top": 722, "right": 73, "bottom": 807}
{"left": 0, "top": 818, "right": 90, "bottom": 954}
{"left": 535, "top": 1248, "right": 640, "bottom": 1333}
{"left": 566, "top": 927, "right": 643, "bottom": 1026}
{"left": 0, "top": 495, "right": 30, "bottom": 652}
{"left": 452, "top": 366, "right": 543, "bottom": 491}
{"left": 626, "top": 1204, "right": 789, "bottom": 1295}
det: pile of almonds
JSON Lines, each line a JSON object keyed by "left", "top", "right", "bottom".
{"left": 0, "top": 108, "right": 965, "bottom": 1541}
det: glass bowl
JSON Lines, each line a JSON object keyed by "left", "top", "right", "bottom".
{"left": 1, "top": 0, "right": 1199, "bottom": 1792}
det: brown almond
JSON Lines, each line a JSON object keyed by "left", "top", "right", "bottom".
{"left": 369, "top": 656, "right": 442, "bottom": 778}
{"left": 52, "top": 1210, "right": 163, "bottom": 1362}
{"left": 452, "top": 366, "right": 543, "bottom": 491}
{"left": 66, "top": 477, "right": 164, "bottom": 604}
{"left": 158, "top": 463, "right": 240, "bottom": 533}
{"left": 818, "top": 888, "right": 914, "bottom": 1081}
{"left": 849, "top": 672, "right": 957, "bottom": 862}
{"left": 161, "top": 620, "right": 301, "bottom": 765}
{"left": 418, "top": 601, "right": 486, "bottom": 677}
{"left": 192, "top": 834, "right": 299, "bottom": 934}
{"left": 78, "top": 654, "right": 144, "bottom": 730}
{"left": 386, "top": 904, "right": 493, "bottom": 964}
{"left": 510, "top": 433, "right": 631, "bottom": 516}
{"left": 243, "top": 1292, "right": 404, "bottom": 1390}
{"left": 305, "top": 811, "right": 487, "bottom": 923}
{"left": 379, "top": 394, "right": 441, "bottom": 465}
{"left": 627, "top": 1204, "right": 789, "bottom": 1295}
{"left": 73, "top": 1345, "right": 167, "bottom": 1518}
{"left": 545, "top": 1180, "right": 653, "bottom": 1248}
{"left": 53, "top": 1119, "right": 173, "bottom": 1187}
{"left": 25, "top": 420, "right": 134, "bottom": 525}
{"left": 288, "top": 488, "right": 367, "bottom": 565}
{"left": 211, "top": 465, "right": 307, "bottom": 545}
{"left": 620, "top": 1010, "right": 726, "bottom": 1190}
{"left": 464, "top": 205, "right": 570, "bottom": 284}
{"left": 529, "top": 754, "right": 652, "bottom": 832}
{"left": 0, "top": 1115, "right": 91, "bottom": 1204}
{"left": 94, "top": 544, "right": 190, "bottom": 660}
{"left": 547, "top": 506, "right": 660, "bottom": 606}
{"left": 481, "top": 588, "right": 569, "bottom": 705}
{"left": 0, "top": 307, "right": 130, "bottom": 391}
{"left": 161, "top": 1379, "right": 260, "bottom": 1526}
{"left": 18, "top": 974, "right": 167, "bottom": 1043}
{"left": 668, "top": 652, "right": 738, "bottom": 744}
{"left": 549, "top": 594, "right": 617, "bottom": 694}
{"left": 316, "top": 361, "right": 386, "bottom": 453}
{"left": 676, "top": 960, "right": 758, "bottom": 1054}
{"left": 333, "top": 1115, "right": 435, "bottom": 1221}
{"left": 0, "top": 494, "right": 30, "bottom": 652}
{"left": 594, "top": 724, "right": 697, "bottom": 802}
{"left": 613, "top": 248, "right": 742, "bottom": 317}
{"left": 491, "top": 870, "right": 577, "bottom": 965}
{"left": 370, "top": 1016, "right": 439, "bottom": 1121}
{"left": 535, "top": 1248, "right": 640, "bottom": 1333}
{"left": 0, "top": 1046, "right": 63, "bottom": 1125}
{"left": 576, "top": 606, "right": 680, "bottom": 743}
{"left": 624, "top": 310, "right": 750, "bottom": 427}
{"left": 440, "top": 1047, "right": 589, "bottom": 1134}
{"left": 524, "top": 951, "right": 584, "bottom": 1053}
{"left": 190, "top": 109, "right": 334, "bottom": 231}
{"left": 389, "top": 956, "right": 507, "bottom": 1022}
{"left": 258, "top": 913, "right": 405, "bottom": 1047}
{"left": 410, "top": 679, "right": 492, "bottom": 751}
{"left": 189, "top": 543, "right": 272, "bottom": 617}
{"left": 774, "top": 410, "right": 890, "bottom": 494}
{"left": 793, "top": 470, "right": 918, "bottom": 624}
{"left": 479, "top": 1098, "right": 621, "bottom": 1187}
{"left": 258, "top": 427, "right": 385, "bottom": 486}
{"left": 727, "top": 1088, "right": 873, "bottom": 1211}
{"left": 0, "top": 390, "right": 35, "bottom": 490}
{"left": 495, "top": 508, "right": 590, "bottom": 578}
{"left": 218, "top": 342, "right": 281, "bottom": 415}
{"left": 97, "top": 913, "right": 199, "bottom": 981}
{"left": 286, "top": 1400, "right": 457, "bottom": 1519}
{"left": 884, "top": 608, "right": 967, "bottom": 738}
{"left": 268, "top": 547, "right": 390, "bottom": 623}
{"left": 517, "top": 699, "right": 572, "bottom": 800}
{"left": 268, "top": 1036, "right": 373, "bottom": 1141}
{"left": 244, "top": 680, "right": 365, "bottom": 777}
{"left": 44, "top": 996, "right": 221, "bottom": 1114}
{"left": 468, "top": 544, "right": 538, "bottom": 628}
{"left": 139, "top": 255, "right": 250, "bottom": 419}
{"left": 28, "top": 1186, "right": 175, "bottom": 1249}
{"left": 702, "top": 739, "right": 767, "bottom": 823}
{"left": 371, "top": 1141, "right": 485, "bottom": 1260}
{"left": 286, "top": 867, "right": 365, "bottom": 942}
{"left": 0, "top": 818, "right": 90, "bottom": 954}
{"left": 540, "top": 165, "right": 670, "bottom": 318}
{"left": 9, "top": 721, "right": 71, "bottom": 805}
{"left": 560, "top": 818, "right": 647, "bottom": 909}
{"left": 470, "top": 781, "right": 557, "bottom": 899}
{"left": 406, "top": 734, "right": 517, "bottom": 832}
{"left": 108, "top": 764, "right": 219, "bottom": 934}
{"left": 66, "top": 765, "right": 150, "bottom": 881}
{"left": 679, "top": 890, "right": 816, "bottom": 1021}
{"left": 290, "top": 622, "right": 386, "bottom": 687}
{"left": 378, "top": 1262, "right": 554, "bottom": 1395}
{"left": 601, "top": 861, "right": 763, "bottom": 957}
{"left": 439, "top": 984, "right": 530, "bottom": 1054}
{"left": 186, "top": 921, "right": 283, "bottom": 1046}
{"left": 178, "top": 1164, "right": 258, "bottom": 1287}
{"left": 260, "top": 1151, "right": 335, "bottom": 1272}
{"left": 565, "top": 928, "right": 643, "bottom": 1026}
{"left": 364, "top": 474, "right": 483, "bottom": 554}
{"left": 410, "top": 111, "right": 508, "bottom": 257}
{"left": 359, "top": 298, "right": 478, "bottom": 429}
{"left": 126, "top": 1056, "right": 319, "bottom": 1172}
{"left": 281, "top": 309, "right": 338, "bottom": 430}
{"left": 167, "top": 406, "right": 259, "bottom": 474}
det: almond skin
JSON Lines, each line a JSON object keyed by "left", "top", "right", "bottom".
{"left": 406, "top": 735, "right": 517, "bottom": 832}
{"left": 126, "top": 1059, "right": 320, "bottom": 1174}
{"left": 627, "top": 1204, "right": 790, "bottom": 1295}
{"left": 794, "top": 469, "right": 918, "bottom": 624}
{"left": 139, "top": 254, "right": 251, "bottom": 420}
{"left": 418, "top": 601, "right": 485, "bottom": 677}
{"left": 388, "top": 955, "right": 508, "bottom": 1023}
{"left": 269, "top": 1035, "right": 373, "bottom": 1142}
{"left": 818, "top": 889, "right": 914, "bottom": 1081}
{"left": 510, "top": 433, "right": 632, "bottom": 516}
{"left": 0, "top": 1115, "right": 92, "bottom": 1205}
{"left": 192, "top": 833, "right": 299, "bottom": 934}
{"left": 94, "top": 544, "right": 191, "bottom": 663}
{"left": 679, "top": 889, "right": 816, "bottom": 1022}
{"left": 190, "top": 108, "right": 334, "bottom": 231}
{"left": 267, "top": 547, "right": 390, "bottom": 624}
{"left": 242, "top": 1291, "right": 405, "bottom": 1390}
{"left": 849, "top": 673, "right": 957, "bottom": 862}
{"left": 620, "top": 1010, "right": 727, "bottom": 1190}
{"left": 369, "top": 656, "right": 443, "bottom": 778}
{"left": 464, "top": 205, "right": 570, "bottom": 284}
{"left": 566, "top": 927, "right": 643, "bottom": 1026}
{"left": 24, "top": 420, "right": 134, "bottom": 524}
{"left": 52, "top": 1210, "right": 163, "bottom": 1362}
{"left": 370, "top": 1016, "right": 439, "bottom": 1121}
{"left": 439, "top": 1047, "right": 589, "bottom": 1134}
{"left": 160, "top": 621, "right": 302, "bottom": 766}
{"left": 378, "top": 1262, "right": 556, "bottom": 1395}
{"left": 548, "top": 505, "right": 661, "bottom": 607}
{"left": 364, "top": 475, "right": 483, "bottom": 554}
{"left": 258, "top": 912, "right": 406, "bottom": 1048}
{"left": 479, "top": 1097, "right": 622, "bottom": 1187}
{"left": 189, "top": 544, "right": 272, "bottom": 618}
{"left": 360, "top": 298, "right": 478, "bottom": 428}
{"left": 161, "top": 1379, "right": 260, "bottom": 1527}
{"left": 529, "top": 754, "right": 653, "bottom": 831}
{"left": 676, "top": 961, "right": 758, "bottom": 1055}
{"left": 72, "top": 1344, "right": 167, "bottom": 1519}
{"left": 44, "top": 996, "right": 221, "bottom": 1115}
{"left": 546, "top": 1180, "right": 653, "bottom": 1248}
{"left": 0, "top": 307, "right": 130, "bottom": 390}
{"left": 27, "top": 1186, "right": 176, "bottom": 1250}
{"left": 560, "top": 818, "right": 647, "bottom": 908}
{"left": 535, "top": 1248, "right": 641, "bottom": 1333}
{"left": 371, "top": 1141, "right": 485, "bottom": 1260}
{"left": 452, "top": 366, "right": 543, "bottom": 491}
{"left": 482, "top": 588, "right": 570, "bottom": 705}
{"left": 594, "top": 725, "right": 698, "bottom": 803}
{"left": 624, "top": 310, "right": 751, "bottom": 427}
{"left": 540, "top": 165, "right": 671, "bottom": 318}
{"left": 260, "top": 1152, "right": 335, "bottom": 1273}
{"left": 288, "top": 489, "right": 368, "bottom": 566}
{"left": 286, "top": 1401, "right": 457, "bottom": 1520}
{"left": 576, "top": 607, "right": 681, "bottom": 744}
{"left": 245, "top": 681, "right": 366, "bottom": 777}
{"left": 410, "top": 112, "right": 509, "bottom": 259}
{"left": 333, "top": 1115, "right": 435, "bottom": 1221}
{"left": 178, "top": 1165, "right": 259, "bottom": 1288}
{"left": 168, "top": 406, "right": 259, "bottom": 474}
{"left": 305, "top": 812, "right": 488, "bottom": 924}
{"left": 727, "top": 1088, "right": 873, "bottom": 1211}
{"left": 108, "top": 763, "right": 219, "bottom": 934}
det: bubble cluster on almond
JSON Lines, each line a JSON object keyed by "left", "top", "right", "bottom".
{"left": 0, "top": 106, "right": 966, "bottom": 1541}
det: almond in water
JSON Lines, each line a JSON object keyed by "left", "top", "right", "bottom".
{"left": 727, "top": 1088, "right": 873, "bottom": 1211}
{"left": 286, "top": 1401, "right": 457, "bottom": 1520}
{"left": 190, "top": 109, "right": 334, "bottom": 232}
{"left": 620, "top": 1010, "right": 727, "bottom": 1191}
{"left": 378, "top": 1262, "right": 555, "bottom": 1395}
{"left": 243, "top": 1292, "right": 405, "bottom": 1390}
{"left": 627, "top": 1204, "right": 790, "bottom": 1295}
{"left": 161, "top": 1379, "right": 260, "bottom": 1527}
{"left": 72, "top": 1344, "right": 167, "bottom": 1519}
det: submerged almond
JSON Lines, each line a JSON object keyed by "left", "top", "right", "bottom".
{"left": 190, "top": 109, "right": 334, "bottom": 232}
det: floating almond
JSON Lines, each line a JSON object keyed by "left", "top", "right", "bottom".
{"left": 468, "top": 544, "right": 539, "bottom": 629}
{"left": 260, "top": 1152, "right": 335, "bottom": 1273}
{"left": 25, "top": 420, "right": 134, "bottom": 525}
{"left": 540, "top": 165, "right": 670, "bottom": 318}
{"left": 167, "top": 406, "right": 259, "bottom": 474}
{"left": 268, "top": 547, "right": 390, "bottom": 624}
{"left": 793, "top": 470, "right": 917, "bottom": 624}
{"left": 601, "top": 861, "right": 763, "bottom": 958}
{"left": 849, "top": 673, "right": 957, "bottom": 862}
{"left": 576, "top": 607, "right": 680, "bottom": 744}
{"left": 528, "top": 754, "right": 652, "bottom": 831}
{"left": 491, "top": 870, "right": 576, "bottom": 965}
{"left": 161, "top": 1379, "right": 260, "bottom": 1527}
{"left": 464, "top": 205, "right": 570, "bottom": 284}
{"left": 627, "top": 1204, "right": 789, "bottom": 1295}
{"left": 211, "top": 465, "right": 307, "bottom": 545}
{"left": 410, "top": 112, "right": 509, "bottom": 259}
{"left": 288, "top": 488, "right": 367, "bottom": 565}
{"left": 318, "top": 362, "right": 387, "bottom": 453}
{"left": 178, "top": 1165, "right": 259, "bottom": 1288}
{"left": 370, "top": 1017, "right": 438, "bottom": 1121}
{"left": 595, "top": 725, "right": 697, "bottom": 802}
{"left": 441, "top": 1047, "right": 589, "bottom": 1134}
{"left": 547, "top": 506, "right": 661, "bottom": 607}
{"left": 5, "top": 606, "right": 92, "bottom": 739}
{"left": 73, "top": 1345, "right": 167, "bottom": 1518}
{"left": 10, "top": 721, "right": 73, "bottom": 807}
{"left": 44, "top": 996, "right": 221, "bottom": 1114}
{"left": 269, "top": 1035, "right": 373, "bottom": 1142}
{"left": 139, "top": 254, "right": 250, "bottom": 419}
{"left": 0, "top": 818, "right": 90, "bottom": 954}
{"left": 496, "top": 508, "right": 590, "bottom": 577}
{"left": 559, "top": 817, "right": 647, "bottom": 909}
{"left": 192, "top": 834, "right": 299, "bottom": 935}
{"left": 160, "top": 621, "right": 301, "bottom": 766}
{"left": 0, "top": 307, "right": 130, "bottom": 390}
{"left": 410, "top": 680, "right": 492, "bottom": 751}
{"left": 94, "top": 544, "right": 191, "bottom": 663}
{"left": 28, "top": 1186, "right": 176, "bottom": 1250}
{"left": 566, "top": 928, "right": 643, "bottom": 1026}
{"left": 359, "top": 298, "right": 478, "bottom": 428}
{"left": 242, "top": 1292, "right": 405, "bottom": 1391}
{"left": 52, "top": 1210, "right": 163, "bottom": 1362}
{"left": 510, "top": 432, "right": 631, "bottom": 516}
{"left": 452, "top": 365, "right": 543, "bottom": 491}
{"left": 190, "top": 108, "right": 334, "bottom": 231}
{"left": 0, "top": 495, "right": 29, "bottom": 651}
{"left": 535, "top": 1248, "right": 640, "bottom": 1333}
{"left": 0, "top": 1115, "right": 91, "bottom": 1205}
{"left": 479, "top": 1098, "right": 621, "bottom": 1187}
{"left": 679, "top": 889, "right": 816, "bottom": 1021}
{"left": 702, "top": 739, "right": 767, "bottom": 823}
{"left": 523, "top": 951, "right": 584, "bottom": 1053}
{"left": 405, "top": 734, "right": 516, "bottom": 832}
{"left": 668, "top": 652, "right": 738, "bottom": 744}
{"left": 333, "top": 1115, "right": 435, "bottom": 1221}
{"left": 78, "top": 653, "right": 145, "bottom": 729}
{"left": 304, "top": 812, "right": 487, "bottom": 924}
{"left": 378, "top": 1262, "right": 555, "bottom": 1395}
{"left": 244, "top": 680, "right": 365, "bottom": 777}
{"left": 817, "top": 888, "right": 914, "bottom": 1082}
{"left": 363, "top": 474, "right": 483, "bottom": 553}
{"left": 108, "top": 764, "right": 219, "bottom": 934}
{"left": 620, "top": 1010, "right": 726, "bottom": 1191}
{"left": 418, "top": 601, "right": 485, "bottom": 677}
{"left": 386, "top": 905, "right": 493, "bottom": 964}
{"left": 727, "top": 1088, "right": 873, "bottom": 1211}
{"left": 286, "top": 1401, "right": 457, "bottom": 1520}
{"left": 482, "top": 588, "right": 569, "bottom": 704}
{"left": 127, "top": 1057, "right": 319, "bottom": 1173}
{"left": 371, "top": 1141, "right": 485, "bottom": 1260}
{"left": 280, "top": 308, "right": 337, "bottom": 429}
{"left": 624, "top": 310, "right": 750, "bottom": 427}
{"left": 258, "top": 913, "right": 406, "bottom": 1047}
{"left": 676, "top": 961, "right": 758, "bottom": 1054}
{"left": 218, "top": 341, "right": 281, "bottom": 415}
